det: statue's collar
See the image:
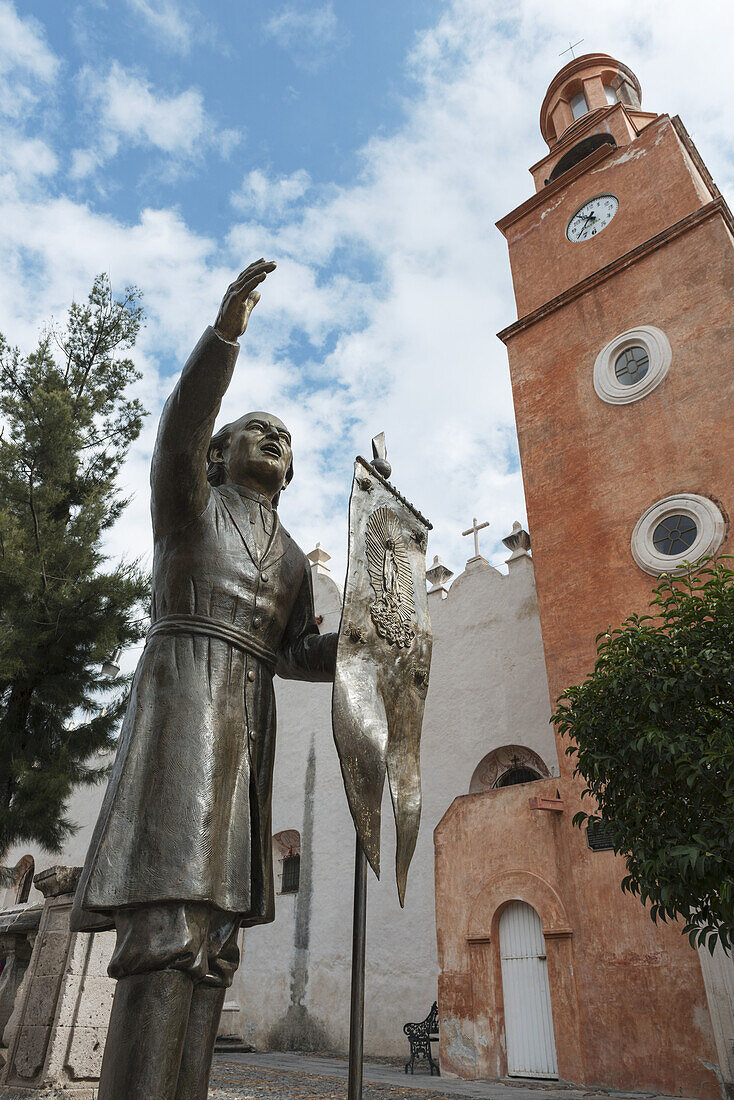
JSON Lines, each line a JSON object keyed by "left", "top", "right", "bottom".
{"left": 227, "top": 482, "right": 275, "bottom": 511}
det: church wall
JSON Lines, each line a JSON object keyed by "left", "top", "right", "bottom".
{"left": 435, "top": 783, "right": 721, "bottom": 1097}
{"left": 2, "top": 533, "right": 558, "bottom": 1061}
{"left": 232, "top": 549, "right": 558, "bottom": 1057}
{"left": 505, "top": 210, "right": 733, "bottom": 751}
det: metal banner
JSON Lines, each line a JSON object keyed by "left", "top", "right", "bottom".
{"left": 332, "top": 453, "right": 433, "bottom": 905}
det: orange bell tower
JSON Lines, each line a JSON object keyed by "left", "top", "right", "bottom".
{"left": 495, "top": 52, "right": 733, "bottom": 1096}
{"left": 433, "top": 53, "right": 732, "bottom": 1098}
{"left": 498, "top": 52, "right": 732, "bottom": 781}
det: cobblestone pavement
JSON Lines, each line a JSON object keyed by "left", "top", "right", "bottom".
{"left": 209, "top": 1053, "right": 683, "bottom": 1100}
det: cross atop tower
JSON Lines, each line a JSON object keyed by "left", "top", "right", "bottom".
{"left": 559, "top": 38, "right": 584, "bottom": 60}
{"left": 462, "top": 517, "right": 490, "bottom": 560}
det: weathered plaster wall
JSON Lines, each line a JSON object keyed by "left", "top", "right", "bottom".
{"left": 699, "top": 942, "right": 734, "bottom": 1090}
{"left": 434, "top": 782, "right": 722, "bottom": 1098}
{"left": 504, "top": 211, "right": 733, "bottom": 743}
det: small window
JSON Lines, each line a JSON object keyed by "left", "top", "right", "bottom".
{"left": 14, "top": 856, "right": 34, "bottom": 904}
{"left": 587, "top": 820, "right": 615, "bottom": 851}
{"left": 281, "top": 853, "right": 300, "bottom": 894}
{"left": 614, "top": 346, "right": 649, "bottom": 386}
{"left": 469, "top": 745, "right": 552, "bottom": 794}
{"left": 495, "top": 766, "right": 542, "bottom": 788}
{"left": 652, "top": 515, "right": 698, "bottom": 556}
{"left": 273, "top": 829, "right": 301, "bottom": 894}
{"left": 570, "top": 92, "right": 588, "bottom": 120}
{"left": 603, "top": 84, "right": 618, "bottom": 105}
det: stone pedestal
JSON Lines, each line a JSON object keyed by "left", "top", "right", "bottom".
{"left": 0, "top": 869, "right": 115, "bottom": 1098}
{"left": 0, "top": 905, "right": 43, "bottom": 1071}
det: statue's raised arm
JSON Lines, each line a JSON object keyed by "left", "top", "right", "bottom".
{"left": 150, "top": 258, "right": 276, "bottom": 536}
{"left": 73, "top": 256, "right": 344, "bottom": 1100}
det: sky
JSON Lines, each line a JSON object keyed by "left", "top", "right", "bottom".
{"left": 2, "top": 0, "right": 733, "bottom": 647}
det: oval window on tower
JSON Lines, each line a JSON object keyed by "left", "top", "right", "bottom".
{"left": 631, "top": 495, "right": 726, "bottom": 576}
{"left": 614, "top": 346, "right": 649, "bottom": 386}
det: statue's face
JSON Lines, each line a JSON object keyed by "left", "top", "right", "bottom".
{"left": 224, "top": 412, "right": 292, "bottom": 499}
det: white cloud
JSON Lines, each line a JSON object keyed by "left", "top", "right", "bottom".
{"left": 263, "top": 2, "right": 346, "bottom": 71}
{"left": 0, "top": 134, "right": 58, "bottom": 181}
{"left": 0, "top": 0, "right": 58, "bottom": 79}
{"left": 72, "top": 62, "right": 241, "bottom": 177}
{"left": 1, "top": 0, "right": 733, "bottom": 592}
{"left": 126, "top": 0, "right": 192, "bottom": 54}
{"left": 231, "top": 169, "right": 312, "bottom": 219}
{"left": 0, "top": 0, "right": 59, "bottom": 118}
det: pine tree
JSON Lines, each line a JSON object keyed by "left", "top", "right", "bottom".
{"left": 0, "top": 275, "right": 150, "bottom": 857}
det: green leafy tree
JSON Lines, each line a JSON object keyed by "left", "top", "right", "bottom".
{"left": 0, "top": 275, "right": 150, "bottom": 858}
{"left": 554, "top": 558, "right": 734, "bottom": 951}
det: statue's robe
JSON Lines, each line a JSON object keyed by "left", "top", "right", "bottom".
{"left": 72, "top": 327, "right": 336, "bottom": 933}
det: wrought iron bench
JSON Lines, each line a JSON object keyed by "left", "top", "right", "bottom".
{"left": 403, "top": 1000, "right": 440, "bottom": 1075}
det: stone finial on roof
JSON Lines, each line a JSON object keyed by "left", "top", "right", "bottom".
{"left": 502, "top": 521, "right": 531, "bottom": 563}
{"left": 426, "top": 554, "right": 454, "bottom": 599}
{"left": 306, "top": 542, "right": 331, "bottom": 575}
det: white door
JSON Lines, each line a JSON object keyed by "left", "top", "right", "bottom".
{"left": 499, "top": 901, "right": 558, "bottom": 1079}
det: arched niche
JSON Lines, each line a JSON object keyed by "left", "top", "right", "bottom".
{"left": 469, "top": 745, "right": 550, "bottom": 794}
{"left": 548, "top": 133, "right": 616, "bottom": 183}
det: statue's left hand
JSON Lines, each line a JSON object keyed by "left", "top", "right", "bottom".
{"left": 214, "top": 258, "right": 276, "bottom": 343}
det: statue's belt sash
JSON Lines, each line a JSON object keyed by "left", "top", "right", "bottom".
{"left": 147, "top": 613, "right": 277, "bottom": 669}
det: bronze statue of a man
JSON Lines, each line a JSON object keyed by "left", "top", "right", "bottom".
{"left": 72, "top": 260, "right": 337, "bottom": 1100}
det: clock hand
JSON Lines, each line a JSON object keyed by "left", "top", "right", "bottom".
{"left": 583, "top": 210, "right": 602, "bottom": 236}
{"left": 576, "top": 212, "right": 594, "bottom": 236}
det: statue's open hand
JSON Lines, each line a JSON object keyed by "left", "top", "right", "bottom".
{"left": 214, "top": 258, "right": 276, "bottom": 343}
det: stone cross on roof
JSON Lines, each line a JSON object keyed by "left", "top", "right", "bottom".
{"left": 462, "top": 517, "right": 490, "bottom": 560}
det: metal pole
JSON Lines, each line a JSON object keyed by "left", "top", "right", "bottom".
{"left": 347, "top": 836, "right": 368, "bottom": 1100}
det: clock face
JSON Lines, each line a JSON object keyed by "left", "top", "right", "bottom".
{"left": 566, "top": 194, "right": 619, "bottom": 242}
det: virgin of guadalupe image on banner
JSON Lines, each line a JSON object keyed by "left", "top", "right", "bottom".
{"left": 332, "top": 438, "right": 433, "bottom": 904}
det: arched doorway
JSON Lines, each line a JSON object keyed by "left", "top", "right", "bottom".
{"left": 499, "top": 901, "right": 558, "bottom": 1079}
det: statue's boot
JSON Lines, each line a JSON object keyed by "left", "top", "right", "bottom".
{"left": 174, "top": 984, "right": 226, "bottom": 1100}
{"left": 98, "top": 970, "right": 193, "bottom": 1100}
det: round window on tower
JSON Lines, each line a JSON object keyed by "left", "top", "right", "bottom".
{"left": 593, "top": 325, "right": 671, "bottom": 404}
{"left": 631, "top": 495, "right": 726, "bottom": 576}
{"left": 652, "top": 514, "right": 698, "bottom": 556}
{"left": 614, "top": 345, "right": 649, "bottom": 386}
